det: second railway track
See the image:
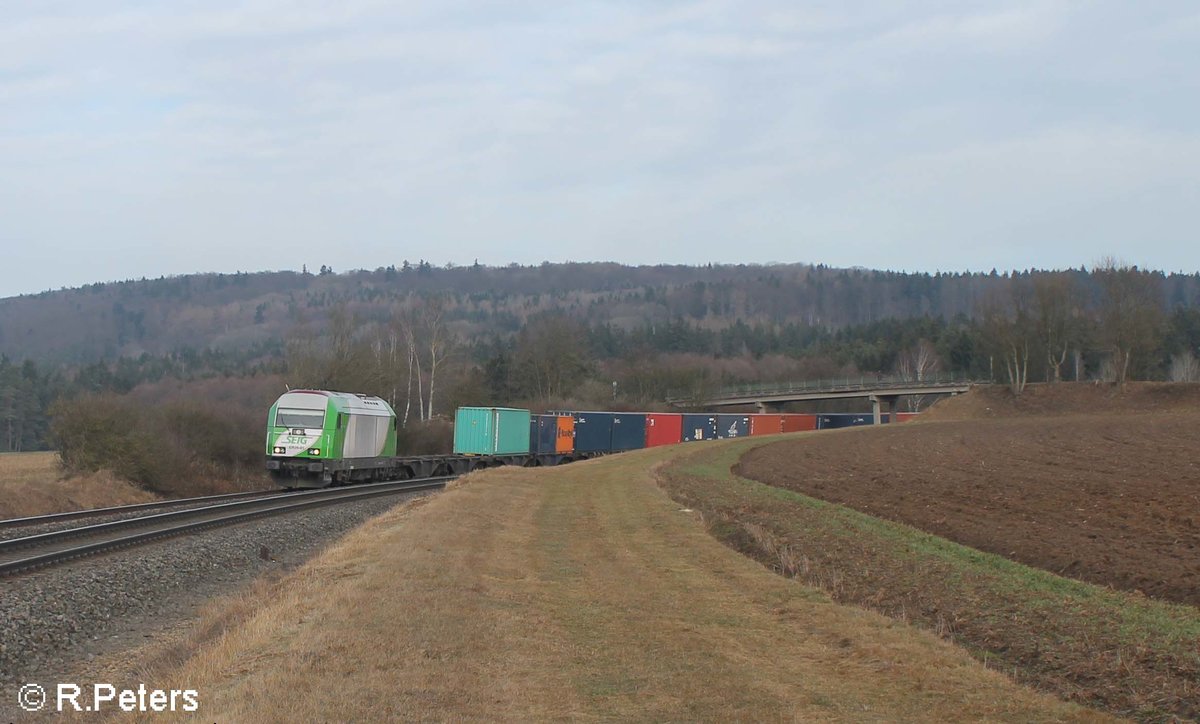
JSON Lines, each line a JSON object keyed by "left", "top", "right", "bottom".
{"left": 0, "top": 489, "right": 285, "bottom": 531}
{"left": 0, "top": 477, "right": 451, "bottom": 579}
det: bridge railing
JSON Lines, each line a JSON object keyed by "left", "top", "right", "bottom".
{"left": 667, "top": 371, "right": 978, "bottom": 404}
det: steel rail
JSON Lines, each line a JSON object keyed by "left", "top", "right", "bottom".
{"left": 0, "top": 489, "right": 284, "bottom": 530}
{"left": 0, "top": 477, "right": 450, "bottom": 579}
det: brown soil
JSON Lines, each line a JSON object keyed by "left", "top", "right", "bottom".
{"left": 738, "top": 385, "right": 1200, "bottom": 607}
{"left": 662, "top": 438, "right": 1197, "bottom": 720}
{"left": 921, "top": 380, "right": 1200, "bottom": 421}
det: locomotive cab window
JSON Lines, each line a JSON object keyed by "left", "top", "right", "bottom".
{"left": 275, "top": 408, "right": 325, "bottom": 429}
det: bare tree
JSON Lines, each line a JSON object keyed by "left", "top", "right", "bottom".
{"left": 1032, "top": 273, "right": 1082, "bottom": 382}
{"left": 285, "top": 304, "right": 360, "bottom": 390}
{"left": 1095, "top": 258, "right": 1164, "bottom": 385}
{"left": 387, "top": 296, "right": 458, "bottom": 423}
{"left": 895, "top": 339, "right": 940, "bottom": 382}
{"left": 1169, "top": 351, "right": 1200, "bottom": 382}
{"left": 513, "top": 314, "right": 590, "bottom": 402}
{"left": 979, "top": 282, "right": 1033, "bottom": 395}
{"left": 421, "top": 296, "right": 455, "bottom": 420}
{"left": 393, "top": 307, "right": 423, "bottom": 425}
{"left": 894, "top": 339, "right": 941, "bottom": 410}
{"left": 370, "top": 321, "right": 406, "bottom": 412}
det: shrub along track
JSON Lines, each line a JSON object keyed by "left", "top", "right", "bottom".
{"left": 661, "top": 436, "right": 1200, "bottom": 722}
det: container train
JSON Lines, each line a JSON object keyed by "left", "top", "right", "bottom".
{"left": 265, "top": 389, "right": 915, "bottom": 488}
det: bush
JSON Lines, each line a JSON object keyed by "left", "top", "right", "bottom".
{"left": 51, "top": 394, "right": 267, "bottom": 497}
{"left": 51, "top": 395, "right": 171, "bottom": 489}
{"left": 396, "top": 419, "right": 453, "bottom": 455}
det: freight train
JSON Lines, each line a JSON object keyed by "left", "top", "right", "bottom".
{"left": 265, "top": 389, "right": 915, "bottom": 488}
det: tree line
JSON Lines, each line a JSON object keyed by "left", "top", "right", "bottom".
{"left": 8, "top": 262, "right": 1200, "bottom": 457}
{"left": 279, "top": 262, "right": 1200, "bottom": 424}
{"left": 6, "top": 261, "right": 1199, "bottom": 365}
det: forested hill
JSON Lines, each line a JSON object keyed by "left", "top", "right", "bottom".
{"left": 5, "top": 261, "right": 1199, "bottom": 364}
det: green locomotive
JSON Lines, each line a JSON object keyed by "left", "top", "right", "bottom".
{"left": 265, "top": 389, "right": 398, "bottom": 488}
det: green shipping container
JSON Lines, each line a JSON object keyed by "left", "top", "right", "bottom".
{"left": 453, "top": 407, "right": 532, "bottom": 455}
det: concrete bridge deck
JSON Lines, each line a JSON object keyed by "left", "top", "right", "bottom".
{"left": 667, "top": 375, "right": 977, "bottom": 424}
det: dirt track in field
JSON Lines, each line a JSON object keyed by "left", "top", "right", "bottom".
{"left": 737, "top": 386, "right": 1200, "bottom": 607}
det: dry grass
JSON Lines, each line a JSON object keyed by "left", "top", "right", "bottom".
{"left": 131, "top": 445, "right": 1102, "bottom": 722}
{"left": 0, "top": 451, "right": 159, "bottom": 518}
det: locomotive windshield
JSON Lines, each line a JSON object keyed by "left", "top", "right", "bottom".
{"left": 275, "top": 408, "right": 325, "bottom": 429}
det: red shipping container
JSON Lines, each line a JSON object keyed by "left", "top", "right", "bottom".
{"left": 781, "top": 414, "right": 817, "bottom": 432}
{"left": 749, "top": 414, "right": 784, "bottom": 436}
{"left": 895, "top": 412, "right": 918, "bottom": 423}
{"left": 645, "top": 413, "right": 683, "bottom": 447}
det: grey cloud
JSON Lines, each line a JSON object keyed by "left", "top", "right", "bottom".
{"left": 1, "top": 1, "right": 1198, "bottom": 297}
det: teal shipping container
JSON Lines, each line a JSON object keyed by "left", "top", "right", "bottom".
{"left": 454, "top": 407, "right": 532, "bottom": 455}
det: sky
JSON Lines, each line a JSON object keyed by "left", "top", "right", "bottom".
{"left": 2, "top": 1, "right": 1198, "bottom": 298}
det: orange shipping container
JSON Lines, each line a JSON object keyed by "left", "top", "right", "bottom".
{"left": 556, "top": 415, "right": 575, "bottom": 453}
{"left": 781, "top": 414, "right": 817, "bottom": 432}
{"left": 749, "top": 414, "right": 784, "bottom": 436}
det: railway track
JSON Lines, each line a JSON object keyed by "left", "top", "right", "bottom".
{"left": 0, "top": 489, "right": 282, "bottom": 530}
{"left": 0, "top": 477, "right": 451, "bottom": 579}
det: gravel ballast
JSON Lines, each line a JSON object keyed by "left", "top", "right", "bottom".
{"left": 0, "top": 491, "right": 428, "bottom": 718}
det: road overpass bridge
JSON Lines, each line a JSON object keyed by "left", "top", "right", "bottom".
{"left": 666, "top": 375, "right": 977, "bottom": 425}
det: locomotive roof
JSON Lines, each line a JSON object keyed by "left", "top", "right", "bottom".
{"left": 275, "top": 389, "right": 394, "bottom": 416}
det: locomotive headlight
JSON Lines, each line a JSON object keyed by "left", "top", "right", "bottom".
{"left": 309, "top": 448, "right": 321, "bottom": 456}
{"left": 273, "top": 446, "right": 285, "bottom": 454}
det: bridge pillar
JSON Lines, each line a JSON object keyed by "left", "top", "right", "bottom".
{"left": 869, "top": 395, "right": 901, "bottom": 425}
{"left": 756, "top": 401, "right": 784, "bottom": 413}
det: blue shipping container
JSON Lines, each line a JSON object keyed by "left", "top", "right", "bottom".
{"left": 610, "top": 413, "right": 647, "bottom": 451}
{"left": 817, "top": 413, "right": 874, "bottom": 430}
{"left": 530, "top": 415, "right": 559, "bottom": 454}
{"left": 716, "top": 414, "right": 750, "bottom": 439}
{"left": 681, "top": 414, "right": 718, "bottom": 442}
{"left": 573, "top": 412, "right": 615, "bottom": 452}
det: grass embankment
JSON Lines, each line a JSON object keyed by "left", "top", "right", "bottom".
{"left": 0, "top": 451, "right": 159, "bottom": 518}
{"left": 136, "top": 445, "right": 1094, "bottom": 721}
{"left": 661, "top": 436, "right": 1200, "bottom": 721}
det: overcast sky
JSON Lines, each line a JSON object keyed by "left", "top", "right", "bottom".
{"left": 2, "top": 1, "right": 1197, "bottom": 298}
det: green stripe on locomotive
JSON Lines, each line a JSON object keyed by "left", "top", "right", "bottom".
{"left": 266, "top": 390, "right": 398, "bottom": 460}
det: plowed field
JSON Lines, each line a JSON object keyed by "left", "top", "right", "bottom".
{"left": 738, "top": 404, "right": 1200, "bottom": 606}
